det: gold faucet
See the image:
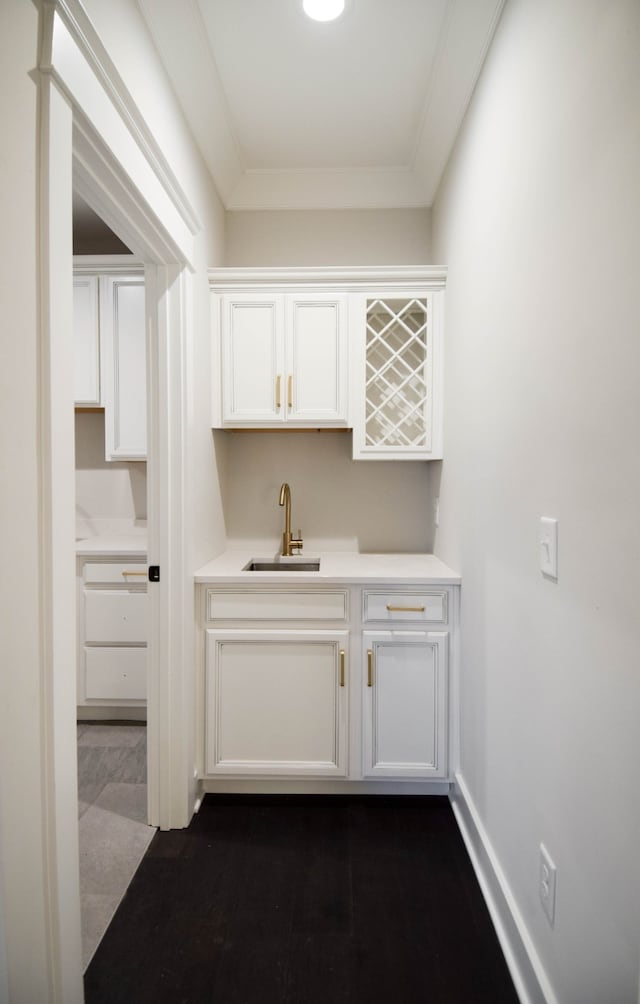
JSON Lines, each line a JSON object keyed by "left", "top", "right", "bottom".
{"left": 278, "top": 483, "right": 303, "bottom": 556}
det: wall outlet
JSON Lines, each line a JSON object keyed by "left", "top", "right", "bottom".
{"left": 539, "top": 843, "right": 557, "bottom": 926}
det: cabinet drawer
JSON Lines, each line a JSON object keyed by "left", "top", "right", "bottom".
{"left": 83, "top": 561, "right": 147, "bottom": 584}
{"left": 84, "top": 647, "right": 146, "bottom": 700}
{"left": 84, "top": 590, "right": 147, "bottom": 643}
{"left": 206, "top": 589, "right": 348, "bottom": 622}
{"left": 363, "top": 591, "right": 448, "bottom": 624}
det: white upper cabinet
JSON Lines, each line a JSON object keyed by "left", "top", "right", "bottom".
{"left": 210, "top": 267, "right": 445, "bottom": 456}
{"left": 219, "top": 288, "right": 348, "bottom": 427}
{"left": 101, "top": 274, "right": 147, "bottom": 460}
{"left": 351, "top": 288, "right": 444, "bottom": 461}
{"left": 73, "top": 276, "right": 101, "bottom": 406}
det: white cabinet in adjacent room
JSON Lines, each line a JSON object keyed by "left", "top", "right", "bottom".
{"left": 205, "top": 629, "right": 349, "bottom": 776}
{"left": 77, "top": 557, "right": 148, "bottom": 710}
{"left": 73, "top": 275, "right": 101, "bottom": 406}
{"left": 217, "top": 286, "right": 348, "bottom": 427}
{"left": 362, "top": 630, "right": 448, "bottom": 779}
{"left": 102, "top": 274, "right": 147, "bottom": 460}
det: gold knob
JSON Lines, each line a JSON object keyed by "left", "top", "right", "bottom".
{"left": 340, "top": 649, "right": 345, "bottom": 687}
{"left": 367, "top": 649, "right": 373, "bottom": 687}
{"left": 386, "top": 604, "right": 425, "bottom": 613}
{"left": 276, "top": 374, "right": 282, "bottom": 409}
{"left": 287, "top": 374, "right": 293, "bottom": 409}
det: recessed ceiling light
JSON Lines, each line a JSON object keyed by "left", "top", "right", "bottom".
{"left": 303, "top": 0, "right": 345, "bottom": 22}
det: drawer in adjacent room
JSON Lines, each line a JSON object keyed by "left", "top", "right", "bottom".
{"left": 84, "top": 590, "right": 147, "bottom": 643}
{"left": 83, "top": 562, "right": 147, "bottom": 584}
{"left": 363, "top": 590, "right": 448, "bottom": 624}
{"left": 84, "top": 647, "right": 146, "bottom": 700}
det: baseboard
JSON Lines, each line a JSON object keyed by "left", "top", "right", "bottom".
{"left": 200, "top": 778, "right": 451, "bottom": 796}
{"left": 450, "top": 773, "right": 559, "bottom": 1004}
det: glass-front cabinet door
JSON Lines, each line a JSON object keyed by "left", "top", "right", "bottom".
{"left": 352, "top": 290, "right": 443, "bottom": 460}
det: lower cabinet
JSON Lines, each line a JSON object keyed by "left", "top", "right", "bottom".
{"left": 362, "top": 631, "right": 448, "bottom": 779}
{"left": 200, "top": 583, "right": 456, "bottom": 785}
{"left": 205, "top": 630, "right": 349, "bottom": 776}
{"left": 77, "top": 556, "right": 147, "bottom": 710}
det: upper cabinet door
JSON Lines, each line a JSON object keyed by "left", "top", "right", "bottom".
{"left": 286, "top": 293, "right": 348, "bottom": 425}
{"left": 221, "top": 293, "right": 285, "bottom": 424}
{"left": 102, "top": 275, "right": 147, "bottom": 460}
{"left": 352, "top": 290, "right": 444, "bottom": 460}
{"left": 73, "top": 276, "right": 101, "bottom": 406}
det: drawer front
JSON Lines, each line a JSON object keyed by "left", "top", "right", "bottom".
{"left": 85, "top": 647, "right": 146, "bottom": 700}
{"left": 83, "top": 561, "right": 147, "bottom": 585}
{"left": 363, "top": 591, "right": 448, "bottom": 624}
{"left": 206, "top": 589, "right": 348, "bottom": 622}
{"left": 84, "top": 590, "right": 147, "bottom": 643}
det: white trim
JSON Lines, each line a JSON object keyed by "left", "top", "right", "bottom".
{"left": 53, "top": 0, "right": 201, "bottom": 237}
{"left": 209, "top": 265, "right": 448, "bottom": 290}
{"left": 450, "top": 773, "right": 560, "bottom": 1004}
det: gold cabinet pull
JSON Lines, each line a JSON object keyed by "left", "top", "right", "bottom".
{"left": 276, "top": 374, "right": 282, "bottom": 409}
{"left": 122, "top": 570, "right": 147, "bottom": 577}
{"left": 287, "top": 374, "right": 293, "bottom": 409}
{"left": 367, "top": 649, "right": 373, "bottom": 687}
{"left": 386, "top": 604, "right": 425, "bottom": 613}
{"left": 339, "top": 649, "right": 345, "bottom": 687}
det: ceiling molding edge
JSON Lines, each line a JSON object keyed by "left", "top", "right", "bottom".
{"left": 138, "top": 0, "right": 244, "bottom": 206}
{"left": 412, "top": 0, "right": 507, "bottom": 203}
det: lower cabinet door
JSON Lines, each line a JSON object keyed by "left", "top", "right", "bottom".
{"left": 84, "top": 646, "right": 146, "bottom": 701}
{"left": 205, "top": 630, "right": 348, "bottom": 776}
{"left": 362, "top": 631, "right": 448, "bottom": 779}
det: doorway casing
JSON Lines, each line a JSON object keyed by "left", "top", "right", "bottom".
{"left": 38, "top": 2, "right": 201, "bottom": 998}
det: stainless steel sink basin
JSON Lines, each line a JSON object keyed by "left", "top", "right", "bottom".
{"left": 243, "top": 559, "right": 320, "bottom": 572}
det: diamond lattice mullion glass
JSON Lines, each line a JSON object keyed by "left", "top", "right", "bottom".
{"left": 364, "top": 296, "right": 429, "bottom": 451}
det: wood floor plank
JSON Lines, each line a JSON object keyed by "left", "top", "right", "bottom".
{"left": 84, "top": 795, "right": 519, "bottom": 1004}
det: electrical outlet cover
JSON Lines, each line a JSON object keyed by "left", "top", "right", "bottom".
{"left": 539, "top": 843, "right": 557, "bottom": 926}
{"left": 539, "top": 517, "right": 558, "bottom": 578}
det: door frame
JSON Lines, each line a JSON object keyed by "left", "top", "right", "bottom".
{"left": 38, "top": 3, "right": 200, "bottom": 998}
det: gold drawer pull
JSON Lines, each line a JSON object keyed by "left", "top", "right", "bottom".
{"left": 122, "top": 570, "right": 147, "bottom": 577}
{"left": 287, "top": 374, "right": 293, "bottom": 409}
{"left": 276, "top": 374, "right": 282, "bottom": 409}
{"left": 367, "top": 649, "right": 373, "bottom": 687}
{"left": 339, "top": 649, "right": 345, "bottom": 687}
{"left": 386, "top": 604, "right": 425, "bottom": 613}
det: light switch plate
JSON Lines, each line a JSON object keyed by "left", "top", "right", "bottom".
{"left": 539, "top": 517, "right": 558, "bottom": 578}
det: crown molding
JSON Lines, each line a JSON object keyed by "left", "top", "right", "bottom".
{"left": 208, "top": 265, "right": 447, "bottom": 291}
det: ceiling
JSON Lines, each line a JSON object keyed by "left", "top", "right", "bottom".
{"left": 138, "top": 0, "right": 505, "bottom": 212}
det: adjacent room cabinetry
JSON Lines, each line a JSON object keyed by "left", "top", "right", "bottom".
{"left": 73, "top": 258, "right": 146, "bottom": 460}
{"left": 210, "top": 268, "right": 445, "bottom": 459}
{"left": 77, "top": 555, "right": 148, "bottom": 710}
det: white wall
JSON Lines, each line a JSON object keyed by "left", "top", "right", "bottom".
{"left": 223, "top": 431, "right": 432, "bottom": 553}
{"left": 431, "top": 1, "right": 640, "bottom": 1001}
{"left": 75, "top": 411, "right": 147, "bottom": 532}
{"left": 222, "top": 208, "right": 434, "bottom": 551}
{"left": 225, "top": 208, "right": 432, "bottom": 266}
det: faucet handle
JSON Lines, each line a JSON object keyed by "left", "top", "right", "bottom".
{"left": 291, "top": 530, "right": 304, "bottom": 553}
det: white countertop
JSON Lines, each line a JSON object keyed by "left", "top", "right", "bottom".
{"left": 75, "top": 533, "right": 147, "bottom": 558}
{"left": 194, "top": 549, "right": 460, "bottom": 585}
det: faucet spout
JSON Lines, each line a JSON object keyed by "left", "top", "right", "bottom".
{"left": 278, "top": 482, "right": 303, "bottom": 557}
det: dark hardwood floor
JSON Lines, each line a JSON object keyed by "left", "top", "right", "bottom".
{"left": 84, "top": 795, "right": 519, "bottom": 1004}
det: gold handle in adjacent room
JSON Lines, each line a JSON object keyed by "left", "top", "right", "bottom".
{"left": 276, "top": 374, "right": 282, "bottom": 409}
{"left": 287, "top": 374, "right": 293, "bottom": 409}
{"left": 122, "top": 571, "right": 147, "bottom": 577}
{"left": 367, "top": 649, "right": 373, "bottom": 687}
{"left": 386, "top": 604, "right": 425, "bottom": 613}
{"left": 340, "top": 649, "right": 345, "bottom": 687}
